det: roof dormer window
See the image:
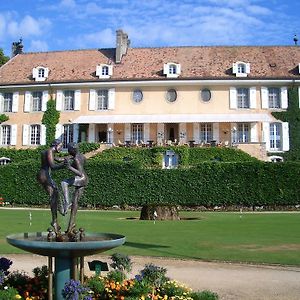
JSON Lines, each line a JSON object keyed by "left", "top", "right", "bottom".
{"left": 33, "top": 66, "right": 49, "bottom": 81}
{"left": 233, "top": 61, "right": 250, "bottom": 77}
{"left": 96, "top": 64, "right": 113, "bottom": 79}
{"left": 163, "top": 62, "right": 181, "bottom": 78}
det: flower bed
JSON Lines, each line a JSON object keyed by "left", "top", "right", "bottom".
{"left": 0, "top": 254, "right": 218, "bottom": 300}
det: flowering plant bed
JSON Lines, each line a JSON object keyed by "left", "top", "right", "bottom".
{"left": 0, "top": 255, "right": 218, "bottom": 300}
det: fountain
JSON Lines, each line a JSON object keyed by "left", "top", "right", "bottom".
{"left": 6, "top": 141, "right": 125, "bottom": 300}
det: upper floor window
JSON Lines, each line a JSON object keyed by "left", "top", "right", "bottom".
{"left": 64, "top": 90, "right": 75, "bottom": 111}
{"left": 32, "top": 66, "right": 49, "bottom": 81}
{"left": 97, "top": 90, "right": 109, "bottom": 110}
{"left": 163, "top": 63, "right": 181, "bottom": 78}
{"left": 3, "top": 93, "right": 13, "bottom": 112}
{"left": 232, "top": 61, "right": 250, "bottom": 77}
{"left": 200, "top": 89, "right": 212, "bottom": 102}
{"left": 96, "top": 64, "right": 113, "bottom": 79}
{"left": 132, "top": 89, "right": 143, "bottom": 103}
{"left": 269, "top": 122, "right": 282, "bottom": 151}
{"left": 166, "top": 89, "right": 177, "bottom": 102}
{"left": 261, "top": 87, "right": 288, "bottom": 109}
{"left": 237, "top": 88, "right": 250, "bottom": 108}
{"left": 1, "top": 125, "right": 11, "bottom": 145}
{"left": 30, "top": 124, "right": 41, "bottom": 145}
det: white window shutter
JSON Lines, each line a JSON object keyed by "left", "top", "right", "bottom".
{"left": 73, "top": 124, "right": 79, "bottom": 143}
{"left": 108, "top": 88, "right": 115, "bottom": 109}
{"left": 12, "top": 92, "right": 19, "bottom": 112}
{"left": 55, "top": 124, "right": 63, "bottom": 140}
{"left": 250, "top": 123, "right": 258, "bottom": 142}
{"left": 261, "top": 87, "right": 269, "bottom": 109}
{"left": 10, "top": 124, "right": 17, "bottom": 145}
{"left": 108, "top": 65, "right": 113, "bottom": 76}
{"left": 74, "top": 90, "right": 81, "bottom": 110}
{"left": 24, "top": 91, "right": 31, "bottom": 112}
{"left": 144, "top": 123, "right": 150, "bottom": 141}
{"left": 88, "top": 124, "right": 95, "bottom": 142}
{"left": 282, "top": 122, "right": 289, "bottom": 151}
{"left": 32, "top": 68, "right": 38, "bottom": 80}
{"left": 193, "top": 123, "right": 200, "bottom": 143}
{"left": 249, "top": 87, "right": 256, "bottom": 109}
{"left": 42, "top": 91, "right": 48, "bottom": 111}
{"left": 232, "top": 63, "right": 238, "bottom": 74}
{"left": 89, "top": 89, "right": 96, "bottom": 111}
{"left": 107, "top": 123, "right": 114, "bottom": 143}
{"left": 229, "top": 87, "right": 237, "bottom": 109}
{"left": 22, "top": 124, "right": 29, "bottom": 146}
{"left": 298, "top": 86, "right": 300, "bottom": 108}
{"left": 179, "top": 123, "right": 186, "bottom": 143}
{"left": 246, "top": 63, "right": 251, "bottom": 74}
{"left": 56, "top": 90, "right": 63, "bottom": 111}
{"left": 176, "top": 64, "right": 181, "bottom": 75}
{"left": 125, "top": 123, "right": 131, "bottom": 141}
{"left": 40, "top": 124, "right": 46, "bottom": 145}
{"left": 281, "top": 87, "right": 288, "bottom": 109}
{"left": 0, "top": 93, "right": 3, "bottom": 112}
{"left": 44, "top": 68, "right": 49, "bottom": 78}
{"left": 213, "top": 123, "right": 219, "bottom": 142}
{"left": 96, "top": 65, "right": 101, "bottom": 77}
{"left": 262, "top": 122, "right": 270, "bottom": 151}
{"left": 163, "top": 63, "right": 169, "bottom": 75}
{"left": 231, "top": 123, "right": 237, "bottom": 143}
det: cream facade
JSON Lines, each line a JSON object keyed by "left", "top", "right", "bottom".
{"left": 0, "top": 31, "right": 299, "bottom": 160}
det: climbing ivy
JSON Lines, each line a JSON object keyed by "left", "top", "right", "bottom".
{"left": 272, "top": 87, "right": 300, "bottom": 160}
{"left": 0, "top": 114, "right": 9, "bottom": 124}
{"left": 41, "top": 97, "right": 60, "bottom": 146}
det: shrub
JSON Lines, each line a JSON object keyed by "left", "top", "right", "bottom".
{"left": 190, "top": 290, "right": 219, "bottom": 300}
{"left": 0, "top": 287, "right": 20, "bottom": 300}
{"left": 85, "top": 276, "right": 105, "bottom": 297}
{"left": 110, "top": 253, "right": 132, "bottom": 274}
{"left": 106, "top": 269, "right": 126, "bottom": 283}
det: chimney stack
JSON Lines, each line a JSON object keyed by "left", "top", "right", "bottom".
{"left": 115, "top": 29, "right": 130, "bottom": 63}
{"left": 11, "top": 39, "right": 24, "bottom": 57}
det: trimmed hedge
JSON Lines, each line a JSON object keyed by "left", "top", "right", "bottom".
{"left": 1, "top": 159, "right": 299, "bottom": 208}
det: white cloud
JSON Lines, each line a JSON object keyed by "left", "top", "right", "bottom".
{"left": 28, "top": 40, "right": 49, "bottom": 52}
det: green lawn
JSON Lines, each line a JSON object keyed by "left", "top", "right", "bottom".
{"left": 0, "top": 209, "right": 300, "bottom": 266}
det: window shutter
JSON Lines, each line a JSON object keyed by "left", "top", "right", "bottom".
{"left": 261, "top": 87, "right": 269, "bottom": 109}
{"left": 299, "top": 86, "right": 300, "bottom": 108}
{"left": 96, "top": 65, "right": 101, "bottom": 77}
{"left": 176, "top": 64, "right": 181, "bottom": 75}
{"left": 262, "top": 122, "right": 270, "bottom": 151}
{"left": 125, "top": 123, "right": 131, "bottom": 141}
{"left": 0, "top": 93, "right": 3, "bottom": 112}
{"left": 10, "top": 124, "right": 17, "bottom": 145}
{"left": 108, "top": 65, "right": 113, "bottom": 76}
{"left": 88, "top": 124, "right": 95, "bottom": 142}
{"left": 193, "top": 123, "right": 200, "bottom": 143}
{"left": 229, "top": 87, "right": 237, "bottom": 109}
{"left": 44, "top": 68, "right": 49, "bottom": 78}
{"left": 246, "top": 63, "right": 251, "bottom": 74}
{"left": 232, "top": 63, "right": 238, "bottom": 74}
{"left": 163, "top": 63, "right": 169, "bottom": 75}
{"left": 56, "top": 90, "right": 63, "bottom": 111}
{"left": 12, "top": 92, "right": 19, "bottom": 112}
{"left": 250, "top": 123, "right": 258, "bottom": 142}
{"left": 108, "top": 88, "right": 115, "bottom": 109}
{"left": 281, "top": 87, "right": 288, "bottom": 109}
{"left": 40, "top": 124, "right": 46, "bottom": 145}
{"left": 107, "top": 123, "right": 114, "bottom": 144}
{"left": 282, "top": 122, "right": 289, "bottom": 151}
{"left": 73, "top": 124, "right": 79, "bottom": 143}
{"left": 55, "top": 124, "right": 63, "bottom": 140}
{"left": 144, "top": 123, "right": 150, "bottom": 141}
{"left": 24, "top": 91, "right": 31, "bottom": 112}
{"left": 179, "top": 123, "right": 186, "bottom": 143}
{"left": 42, "top": 91, "right": 48, "bottom": 111}
{"left": 32, "top": 68, "right": 38, "bottom": 79}
{"left": 231, "top": 123, "right": 237, "bottom": 143}
{"left": 213, "top": 123, "right": 219, "bottom": 142}
{"left": 22, "top": 124, "right": 29, "bottom": 146}
{"left": 74, "top": 90, "right": 81, "bottom": 110}
{"left": 89, "top": 89, "right": 96, "bottom": 111}
{"left": 249, "top": 87, "right": 256, "bottom": 109}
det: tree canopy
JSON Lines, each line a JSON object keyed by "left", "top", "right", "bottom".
{"left": 0, "top": 48, "right": 9, "bottom": 66}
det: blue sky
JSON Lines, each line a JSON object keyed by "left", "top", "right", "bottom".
{"left": 0, "top": 0, "right": 300, "bottom": 56}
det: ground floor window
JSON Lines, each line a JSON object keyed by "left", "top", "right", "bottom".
{"left": 63, "top": 124, "right": 74, "bottom": 148}
{"left": 270, "top": 122, "right": 281, "bottom": 150}
{"left": 237, "top": 123, "right": 249, "bottom": 143}
{"left": 200, "top": 123, "right": 213, "bottom": 143}
{"left": 131, "top": 124, "right": 143, "bottom": 143}
{"left": 1, "top": 125, "right": 11, "bottom": 145}
{"left": 30, "top": 124, "right": 41, "bottom": 145}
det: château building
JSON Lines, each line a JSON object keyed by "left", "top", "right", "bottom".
{"left": 1, "top": 30, "right": 300, "bottom": 160}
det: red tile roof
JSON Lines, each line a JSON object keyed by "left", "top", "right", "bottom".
{"left": 0, "top": 46, "right": 300, "bottom": 85}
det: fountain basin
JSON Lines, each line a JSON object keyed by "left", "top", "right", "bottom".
{"left": 7, "top": 232, "right": 126, "bottom": 257}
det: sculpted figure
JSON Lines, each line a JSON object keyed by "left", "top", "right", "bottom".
{"left": 61, "top": 142, "right": 88, "bottom": 235}
{"left": 37, "top": 139, "right": 65, "bottom": 234}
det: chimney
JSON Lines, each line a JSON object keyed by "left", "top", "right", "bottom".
{"left": 11, "top": 39, "right": 24, "bottom": 57}
{"left": 115, "top": 29, "right": 130, "bottom": 63}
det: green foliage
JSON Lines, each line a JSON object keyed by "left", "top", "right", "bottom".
{"left": 110, "top": 253, "right": 132, "bottom": 274}
{"left": 86, "top": 276, "right": 105, "bottom": 296}
{"left": 0, "top": 287, "right": 20, "bottom": 300}
{"left": 160, "top": 280, "right": 191, "bottom": 298}
{"left": 0, "top": 114, "right": 9, "bottom": 124}
{"left": 0, "top": 49, "right": 9, "bottom": 66}
{"left": 41, "top": 98, "right": 60, "bottom": 146}
{"left": 78, "top": 142, "right": 101, "bottom": 154}
{"left": 190, "top": 290, "right": 219, "bottom": 300}
{"left": 139, "top": 263, "right": 168, "bottom": 288}
{"left": 106, "top": 270, "right": 126, "bottom": 283}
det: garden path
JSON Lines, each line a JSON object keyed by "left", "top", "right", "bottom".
{"left": 4, "top": 254, "right": 300, "bottom": 300}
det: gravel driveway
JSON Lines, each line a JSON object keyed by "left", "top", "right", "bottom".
{"left": 4, "top": 254, "right": 300, "bottom": 300}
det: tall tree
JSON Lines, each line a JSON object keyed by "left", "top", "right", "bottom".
{"left": 0, "top": 48, "right": 9, "bottom": 66}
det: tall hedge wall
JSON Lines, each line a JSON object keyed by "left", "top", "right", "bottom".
{"left": 1, "top": 160, "right": 299, "bottom": 208}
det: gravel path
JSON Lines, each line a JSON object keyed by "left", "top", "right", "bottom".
{"left": 4, "top": 254, "right": 300, "bottom": 300}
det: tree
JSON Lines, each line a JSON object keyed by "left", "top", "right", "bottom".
{"left": 0, "top": 48, "right": 9, "bottom": 66}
